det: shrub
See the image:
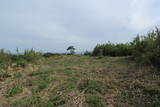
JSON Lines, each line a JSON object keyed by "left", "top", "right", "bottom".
{"left": 132, "top": 28, "right": 160, "bottom": 67}
{"left": 84, "top": 50, "right": 92, "bottom": 56}
{"left": 92, "top": 28, "right": 160, "bottom": 69}
{"left": 23, "top": 49, "right": 41, "bottom": 62}
{"left": 92, "top": 42, "right": 132, "bottom": 57}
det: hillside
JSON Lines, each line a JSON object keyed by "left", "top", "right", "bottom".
{"left": 0, "top": 55, "right": 159, "bottom": 107}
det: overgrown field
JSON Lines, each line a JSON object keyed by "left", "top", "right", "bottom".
{"left": 0, "top": 55, "right": 159, "bottom": 107}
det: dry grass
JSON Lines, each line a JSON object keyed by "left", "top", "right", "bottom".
{"left": 0, "top": 55, "right": 159, "bottom": 107}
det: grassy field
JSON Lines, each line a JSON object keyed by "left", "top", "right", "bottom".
{"left": 0, "top": 55, "right": 160, "bottom": 107}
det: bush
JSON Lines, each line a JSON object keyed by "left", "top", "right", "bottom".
{"left": 92, "top": 28, "right": 160, "bottom": 69}
{"left": 92, "top": 42, "right": 132, "bottom": 56}
{"left": 84, "top": 50, "right": 92, "bottom": 56}
{"left": 132, "top": 28, "right": 160, "bottom": 67}
{"left": 23, "top": 49, "right": 41, "bottom": 62}
{"left": 0, "top": 48, "right": 42, "bottom": 70}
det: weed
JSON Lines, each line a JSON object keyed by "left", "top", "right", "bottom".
{"left": 45, "top": 95, "right": 66, "bottom": 106}
{"left": 143, "top": 89, "right": 160, "bottom": 97}
{"left": 86, "top": 95, "right": 104, "bottom": 107}
{"left": 78, "top": 80, "right": 108, "bottom": 94}
{"left": 55, "top": 81, "right": 76, "bottom": 92}
{"left": 0, "top": 71, "right": 11, "bottom": 79}
{"left": 9, "top": 99, "right": 22, "bottom": 107}
{"left": 24, "top": 95, "right": 41, "bottom": 107}
{"left": 5, "top": 84, "right": 22, "bottom": 97}
{"left": 13, "top": 72, "right": 22, "bottom": 78}
{"left": 28, "top": 69, "right": 53, "bottom": 76}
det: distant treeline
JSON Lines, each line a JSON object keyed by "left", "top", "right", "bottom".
{"left": 92, "top": 28, "right": 160, "bottom": 66}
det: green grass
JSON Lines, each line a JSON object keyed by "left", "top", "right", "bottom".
{"left": 54, "top": 78, "right": 77, "bottom": 92}
{"left": 28, "top": 69, "right": 54, "bottom": 76}
{"left": 86, "top": 95, "right": 104, "bottom": 107}
{"left": 0, "top": 55, "right": 159, "bottom": 107}
{"left": 46, "top": 95, "right": 66, "bottom": 106}
{"left": 5, "top": 84, "right": 22, "bottom": 97}
{"left": 78, "top": 80, "right": 109, "bottom": 94}
{"left": 13, "top": 72, "right": 22, "bottom": 78}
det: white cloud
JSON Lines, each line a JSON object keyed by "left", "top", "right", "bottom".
{"left": 0, "top": 0, "right": 160, "bottom": 52}
{"left": 128, "top": 0, "right": 160, "bottom": 31}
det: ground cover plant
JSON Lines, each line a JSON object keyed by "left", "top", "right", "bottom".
{"left": 0, "top": 55, "right": 159, "bottom": 107}
{"left": 0, "top": 28, "right": 160, "bottom": 107}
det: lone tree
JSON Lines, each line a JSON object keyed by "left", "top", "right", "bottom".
{"left": 67, "top": 46, "right": 75, "bottom": 54}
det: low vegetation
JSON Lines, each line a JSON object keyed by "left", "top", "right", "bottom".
{"left": 5, "top": 84, "right": 22, "bottom": 97}
{"left": 0, "top": 28, "right": 159, "bottom": 106}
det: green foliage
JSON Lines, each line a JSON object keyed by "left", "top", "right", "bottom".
{"left": 78, "top": 80, "right": 108, "bottom": 94}
{"left": 5, "top": 84, "right": 22, "bottom": 97}
{"left": 55, "top": 80, "right": 77, "bottom": 92}
{"left": 132, "top": 28, "right": 160, "bottom": 67}
{"left": 23, "top": 49, "right": 41, "bottom": 62}
{"left": 86, "top": 95, "right": 104, "bottom": 107}
{"left": 28, "top": 69, "right": 53, "bottom": 76}
{"left": 0, "top": 71, "right": 11, "bottom": 79}
{"left": 92, "top": 28, "right": 160, "bottom": 68}
{"left": 0, "top": 49, "right": 12, "bottom": 69}
{"left": 24, "top": 95, "right": 42, "bottom": 107}
{"left": 67, "top": 45, "right": 75, "bottom": 55}
{"left": 45, "top": 95, "right": 66, "bottom": 106}
{"left": 13, "top": 72, "right": 22, "bottom": 78}
{"left": 93, "top": 42, "right": 132, "bottom": 57}
{"left": 84, "top": 50, "right": 92, "bottom": 56}
{"left": 0, "top": 49, "right": 42, "bottom": 70}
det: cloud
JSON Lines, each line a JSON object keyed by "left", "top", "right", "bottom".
{"left": 128, "top": 0, "right": 160, "bottom": 31}
{"left": 0, "top": 0, "right": 160, "bottom": 52}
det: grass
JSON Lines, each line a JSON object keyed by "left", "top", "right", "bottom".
{"left": 13, "top": 72, "right": 22, "bottom": 78}
{"left": 55, "top": 80, "right": 77, "bottom": 92}
{"left": 0, "top": 71, "right": 11, "bottom": 79}
{"left": 5, "top": 84, "right": 22, "bottom": 97}
{"left": 86, "top": 95, "right": 104, "bottom": 107}
{"left": 46, "top": 95, "right": 66, "bottom": 106}
{"left": 0, "top": 55, "right": 159, "bottom": 107}
{"left": 28, "top": 69, "right": 53, "bottom": 76}
{"left": 78, "top": 80, "right": 109, "bottom": 94}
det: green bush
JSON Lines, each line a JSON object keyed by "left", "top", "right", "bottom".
{"left": 0, "top": 48, "right": 42, "bottom": 70}
{"left": 132, "top": 28, "right": 160, "bottom": 67}
{"left": 92, "top": 42, "right": 132, "bottom": 56}
{"left": 92, "top": 28, "right": 160, "bottom": 69}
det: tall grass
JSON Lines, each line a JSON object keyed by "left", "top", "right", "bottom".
{"left": 0, "top": 49, "right": 42, "bottom": 70}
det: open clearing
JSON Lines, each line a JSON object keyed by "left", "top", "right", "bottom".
{"left": 0, "top": 55, "right": 160, "bottom": 107}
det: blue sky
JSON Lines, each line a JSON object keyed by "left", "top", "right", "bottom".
{"left": 0, "top": 0, "right": 160, "bottom": 52}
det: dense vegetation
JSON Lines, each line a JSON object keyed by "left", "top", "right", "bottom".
{"left": 93, "top": 28, "right": 160, "bottom": 68}
{"left": 92, "top": 42, "right": 132, "bottom": 57}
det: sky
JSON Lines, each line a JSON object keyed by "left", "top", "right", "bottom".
{"left": 0, "top": 0, "right": 160, "bottom": 53}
